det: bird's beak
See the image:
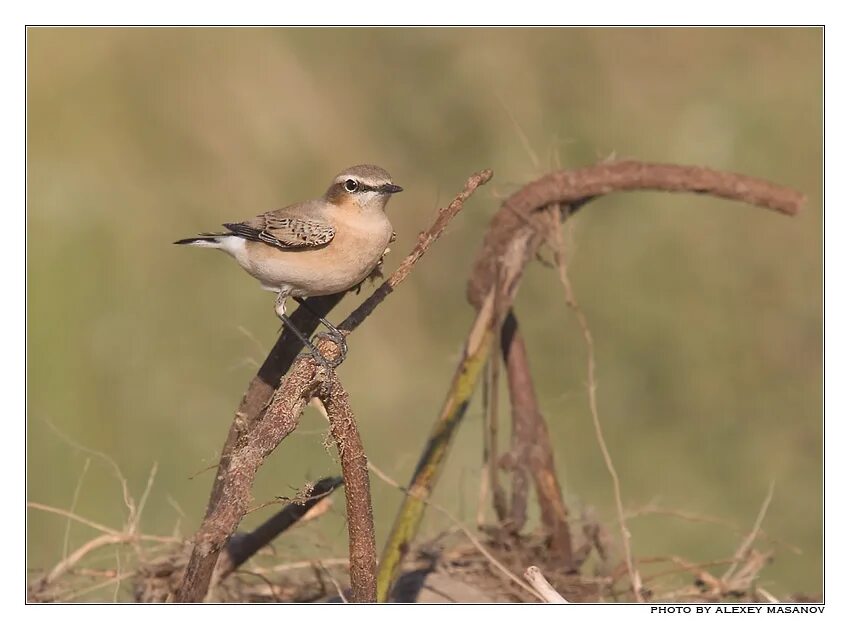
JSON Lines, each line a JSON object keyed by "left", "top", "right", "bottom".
{"left": 378, "top": 183, "right": 404, "bottom": 194}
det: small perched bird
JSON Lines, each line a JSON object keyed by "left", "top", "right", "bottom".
{"left": 175, "top": 164, "right": 403, "bottom": 364}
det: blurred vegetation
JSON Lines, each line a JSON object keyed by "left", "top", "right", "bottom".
{"left": 27, "top": 27, "right": 821, "bottom": 599}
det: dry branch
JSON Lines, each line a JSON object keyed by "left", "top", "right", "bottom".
{"left": 501, "top": 310, "right": 573, "bottom": 567}
{"left": 321, "top": 372, "right": 377, "bottom": 602}
{"left": 483, "top": 354, "right": 508, "bottom": 525}
{"left": 206, "top": 294, "right": 344, "bottom": 513}
{"left": 524, "top": 566, "right": 569, "bottom": 603}
{"left": 175, "top": 170, "right": 493, "bottom": 602}
{"left": 722, "top": 482, "right": 775, "bottom": 585}
{"left": 467, "top": 160, "right": 804, "bottom": 308}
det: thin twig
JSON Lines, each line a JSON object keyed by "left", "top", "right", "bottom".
{"left": 251, "top": 558, "right": 350, "bottom": 575}
{"left": 317, "top": 561, "right": 348, "bottom": 603}
{"left": 131, "top": 463, "right": 159, "bottom": 535}
{"left": 113, "top": 547, "right": 122, "bottom": 602}
{"left": 336, "top": 169, "right": 494, "bottom": 336}
{"left": 632, "top": 556, "right": 734, "bottom": 584}
{"left": 63, "top": 458, "right": 91, "bottom": 564}
{"left": 46, "top": 534, "right": 124, "bottom": 585}
{"left": 33, "top": 528, "right": 179, "bottom": 590}
{"left": 524, "top": 566, "right": 569, "bottom": 603}
{"left": 28, "top": 503, "right": 119, "bottom": 536}
{"left": 29, "top": 503, "right": 178, "bottom": 545}
{"left": 722, "top": 481, "right": 775, "bottom": 582}
{"left": 624, "top": 504, "right": 800, "bottom": 554}
{"left": 50, "top": 571, "right": 137, "bottom": 603}
{"left": 232, "top": 569, "right": 283, "bottom": 602}
{"left": 550, "top": 207, "right": 642, "bottom": 601}
{"left": 43, "top": 419, "right": 136, "bottom": 520}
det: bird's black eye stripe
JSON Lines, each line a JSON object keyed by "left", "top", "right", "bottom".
{"left": 343, "top": 180, "right": 389, "bottom": 193}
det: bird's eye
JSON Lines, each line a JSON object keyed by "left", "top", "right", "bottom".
{"left": 344, "top": 179, "right": 359, "bottom": 193}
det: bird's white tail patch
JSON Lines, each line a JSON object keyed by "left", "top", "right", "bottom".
{"left": 216, "top": 235, "right": 248, "bottom": 259}
{"left": 182, "top": 238, "right": 223, "bottom": 248}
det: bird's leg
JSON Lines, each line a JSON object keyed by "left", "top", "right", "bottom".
{"left": 274, "top": 291, "right": 337, "bottom": 374}
{"left": 292, "top": 297, "right": 348, "bottom": 365}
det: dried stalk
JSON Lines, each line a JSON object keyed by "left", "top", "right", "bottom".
{"left": 506, "top": 340, "right": 532, "bottom": 534}
{"left": 550, "top": 206, "right": 642, "bottom": 600}
{"left": 524, "top": 566, "right": 569, "bottom": 603}
{"left": 483, "top": 353, "right": 508, "bottom": 525}
{"left": 501, "top": 309, "right": 573, "bottom": 567}
{"left": 624, "top": 504, "right": 799, "bottom": 554}
{"left": 722, "top": 482, "right": 775, "bottom": 583}
{"left": 321, "top": 372, "right": 377, "bottom": 602}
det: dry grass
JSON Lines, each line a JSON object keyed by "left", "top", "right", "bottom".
{"left": 27, "top": 449, "right": 792, "bottom": 603}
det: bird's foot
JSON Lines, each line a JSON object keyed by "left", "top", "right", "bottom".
{"left": 274, "top": 291, "right": 288, "bottom": 319}
{"left": 313, "top": 330, "right": 348, "bottom": 368}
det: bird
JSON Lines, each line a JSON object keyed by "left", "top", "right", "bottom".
{"left": 174, "top": 164, "right": 403, "bottom": 366}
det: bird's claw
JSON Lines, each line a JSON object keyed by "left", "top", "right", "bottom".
{"left": 313, "top": 331, "right": 348, "bottom": 368}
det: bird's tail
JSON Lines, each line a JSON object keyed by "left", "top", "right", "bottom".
{"left": 173, "top": 233, "right": 228, "bottom": 248}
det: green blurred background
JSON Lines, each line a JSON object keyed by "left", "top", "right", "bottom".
{"left": 27, "top": 27, "right": 822, "bottom": 599}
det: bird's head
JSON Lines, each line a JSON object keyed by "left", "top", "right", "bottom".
{"left": 326, "top": 164, "right": 403, "bottom": 211}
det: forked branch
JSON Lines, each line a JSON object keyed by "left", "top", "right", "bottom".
{"left": 175, "top": 170, "right": 493, "bottom": 602}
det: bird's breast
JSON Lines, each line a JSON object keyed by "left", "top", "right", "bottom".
{"left": 327, "top": 212, "right": 393, "bottom": 279}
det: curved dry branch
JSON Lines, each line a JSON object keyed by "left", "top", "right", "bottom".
{"left": 468, "top": 160, "right": 804, "bottom": 307}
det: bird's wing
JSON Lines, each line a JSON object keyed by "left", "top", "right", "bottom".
{"left": 223, "top": 203, "right": 335, "bottom": 250}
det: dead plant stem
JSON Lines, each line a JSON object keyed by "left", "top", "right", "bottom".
{"left": 549, "top": 207, "right": 642, "bottom": 601}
